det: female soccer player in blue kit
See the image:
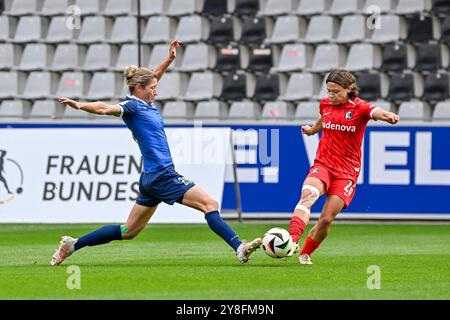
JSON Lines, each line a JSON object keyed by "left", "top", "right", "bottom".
{"left": 51, "top": 40, "right": 262, "bottom": 266}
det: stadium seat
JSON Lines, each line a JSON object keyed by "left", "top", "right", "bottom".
{"left": 442, "top": 17, "right": 450, "bottom": 43}
{"left": 415, "top": 44, "right": 449, "bottom": 71}
{"left": 77, "top": 17, "right": 113, "bottom": 44}
{"left": 142, "top": 16, "right": 177, "bottom": 44}
{"left": 296, "top": 0, "right": 331, "bottom": 16}
{"left": 329, "top": 0, "right": 364, "bottom": 15}
{"left": 370, "top": 15, "right": 407, "bottom": 43}
{"left": 311, "top": 44, "right": 347, "bottom": 73}
{"left": 148, "top": 44, "right": 180, "bottom": 71}
{"left": 422, "top": 73, "right": 450, "bottom": 102}
{"left": 162, "top": 101, "right": 195, "bottom": 119}
{"left": 395, "top": 0, "right": 432, "bottom": 15}
{"left": 363, "top": 0, "right": 397, "bottom": 14}
{"left": 30, "top": 100, "right": 58, "bottom": 119}
{"left": 156, "top": 72, "right": 189, "bottom": 101}
{"left": 432, "top": 0, "right": 450, "bottom": 16}
{"left": 175, "top": 15, "right": 209, "bottom": 43}
{"left": 109, "top": 17, "right": 139, "bottom": 44}
{"left": 178, "top": 43, "right": 215, "bottom": 72}
{"left": 195, "top": 100, "right": 229, "bottom": 119}
{"left": 221, "top": 73, "right": 255, "bottom": 101}
{"left": 203, "top": 0, "right": 229, "bottom": 16}
{"left": 13, "top": 16, "right": 49, "bottom": 43}
{"left": 56, "top": 72, "right": 90, "bottom": 99}
{"left": 234, "top": 0, "right": 261, "bottom": 16}
{"left": 22, "top": 71, "right": 58, "bottom": 100}
{"left": 262, "top": 0, "right": 299, "bottom": 16}
{"left": 406, "top": 15, "right": 441, "bottom": 42}
{"left": 46, "top": 16, "right": 76, "bottom": 43}
{"left": 184, "top": 72, "right": 223, "bottom": 101}
{"left": 335, "top": 15, "right": 369, "bottom": 44}
{"left": 17, "top": 43, "right": 52, "bottom": 71}
{"left": 103, "top": 0, "right": 137, "bottom": 16}
{"left": 295, "top": 101, "right": 320, "bottom": 121}
{"left": 303, "top": 16, "right": 339, "bottom": 44}
{"left": 369, "top": 99, "right": 395, "bottom": 113}
{"left": 228, "top": 101, "right": 261, "bottom": 119}
{"left": 83, "top": 44, "right": 117, "bottom": 71}
{"left": 114, "top": 44, "right": 150, "bottom": 72}
{"left": 388, "top": 72, "right": 424, "bottom": 101}
{"left": 268, "top": 16, "right": 306, "bottom": 44}
{"left": 432, "top": 100, "right": 450, "bottom": 121}
{"left": 262, "top": 101, "right": 295, "bottom": 120}
{"left": 0, "top": 44, "right": 21, "bottom": 70}
{"left": 345, "top": 44, "right": 382, "bottom": 72}
{"left": 141, "top": 0, "right": 169, "bottom": 16}
{"left": 168, "top": 0, "right": 203, "bottom": 16}
{"left": 0, "top": 16, "right": 17, "bottom": 42}
{"left": 254, "top": 74, "right": 286, "bottom": 102}
{"left": 0, "top": 100, "right": 31, "bottom": 119}
{"left": 51, "top": 44, "right": 85, "bottom": 71}
{"left": 246, "top": 46, "right": 274, "bottom": 72}
{"left": 62, "top": 104, "right": 92, "bottom": 119}
{"left": 275, "top": 44, "right": 313, "bottom": 72}
{"left": 357, "top": 73, "right": 389, "bottom": 101}
{"left": 240, "top": 16, "right": 270, "bottom": 45}
{"left": 74, "top": 0, "right": 104, "bottom": 16}
{"left": 279, "top": 73, "right": 321, "bottom": 101}
{"left": 398, "top": 100, "right": 431, "bottom": 121}
{"left": 0, "top": 71, "right": 26, "bottom": 99}
{"left": 87, "top": 72, "right": 121, "bottom": 100}
{"left": 380, "top": 43, "right": 415, "bottom": 72}
{"left": 41, "top": 0, "right": 70, "bottom": 16}
{"left": 215, "top": 45, "right": 242, "bottom": 72}
{"left": 312, "top": 74, "right": 329, "bottom": 100}
{"left": 6, "top": 0, "right": 42, "bottom": 16}
{"left": 208, "top": 15, "right": 240, "bottom": 44}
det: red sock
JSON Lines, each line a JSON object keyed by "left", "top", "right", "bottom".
{"left": 289, "top": 216, "right": 306, "bottom": 243}
{"left": 300, "top": 236, "right": 321, "bottom": 255}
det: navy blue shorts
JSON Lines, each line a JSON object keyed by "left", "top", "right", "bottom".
{"left": 136, "top": 165, "right": 195, "bottom": 207}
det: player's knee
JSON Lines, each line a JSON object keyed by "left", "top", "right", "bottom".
{"left": 295, "top": 185, "right": 320, "bottom": 214}
{"left": 204, "top": 198, "right": 219, "bottom": 213}
{"left": 317, "top": 217, "right": 333, "bottom": 230}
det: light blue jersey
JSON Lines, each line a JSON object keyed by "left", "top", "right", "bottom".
{"left": 119, "top": 95, "right": 173, "bottom": 174}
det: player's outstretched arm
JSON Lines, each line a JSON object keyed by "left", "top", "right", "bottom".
{"left": 58, "top": 98, "right": 121, "bottom": 117}
{"left": 153, "top": 40, "right": 181, "bottom": 81}
{"left": 372, "top": 108, "right": 400, "bottom": 124}
{"left": 301, "top": 115, "right": 323, "bottom": 136}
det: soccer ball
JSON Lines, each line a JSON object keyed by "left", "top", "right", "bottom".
{"left": 262, "top": 227, "right": 294, "bottom": 259}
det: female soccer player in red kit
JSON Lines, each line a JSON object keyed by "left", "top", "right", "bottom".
{"left": 289, "top": 69, "right": 400, "bottom": 264}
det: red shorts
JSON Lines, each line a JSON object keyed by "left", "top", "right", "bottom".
{"left": 307, "top": 163, "right": 357, "bottom": 209}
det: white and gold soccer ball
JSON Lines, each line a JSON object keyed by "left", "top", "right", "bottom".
{"left": 262, "top": 227, "right": 294, "bottom": 259}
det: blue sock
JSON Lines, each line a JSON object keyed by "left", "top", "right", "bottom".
{"left": 205, "top": 211, "right": 242, "bottom": 251}
{"left": 74, "top": 225, "right": 122, "bottom": 251}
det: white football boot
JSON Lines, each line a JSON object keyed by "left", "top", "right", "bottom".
{"left": 287, "top": 241, "right": 299, "bottom": 257}
{"left": 299, "top": 253, "right": 313, "bottom": 265}
{"left": 236, "top": 238, "right": 262, "bottom": 264}
{"left": 50, "top": 236, "right": 77, "bottom": 266}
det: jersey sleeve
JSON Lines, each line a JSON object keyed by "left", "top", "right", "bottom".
{"left": 118, "top": 100, "right": 137, "bottom": 118}
{"left": 360, "top": 100, "right": 379, "bottom": 122}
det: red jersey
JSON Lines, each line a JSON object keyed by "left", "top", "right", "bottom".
{"left": 314, "top": 97, "right": 378, "bottom": 179}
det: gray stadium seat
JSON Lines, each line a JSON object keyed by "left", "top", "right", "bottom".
{"left": 398, "top": 100, "right": 431, "bottom": 121}
{"left": 41, "top": 0, "right": 71, "bottom": 16}
{"left": 168, "top": 0, "right": 203, "bottom": 17}
{"left": 396, "top": 0, "right": 432, "bottom": 15}
{"left": 184, "top": 72, "right": 223, "bottom": 101}
{"left": 279, "top": 73, "right": 321, "bottom": 101}
{"left": 147, "top": 44, "right": 180, "bottom": 71}
{"left": 46, "top": 16, "right": 75, "bottom": 43}
{"left": 30, "top": 100, "right": 57, "bottom": 119}
{"left": 312, "top": 74, "right": 329, "bottom": 100}
{"left": 0, "top": 100, "right": 31, "bottom": 120}
{"left": 56, "top": 72, "right": 89, "bottom": 99}
{"left": 75, "top": 0, "right": 104, "bottom": 16}
{"left": 22, "top": 71, "right": 58, "bottom": 100}
{"left": 13, "top": 16, "right": 49, "bottom": 43}
{"left": 364, "top": 0, "right": 397, "bottom": 14}
{"left": 6, "top": 0, "right": 42, "bottom": 16}
{"left": 262, "top": 0, "right": 299, "bottom": 16}
{"left": 268, "top": 16, "right": 306, "bottom": 44}
{"left": 369, "top": 99, "right": 394, "bottom": 113}
{"left": 195, "top": 100, "right": 228, "bottom": 119}
{"left": 335, "top": 15, "right": 369, "bottom": 44}
{"left": 87, "top": 72, "right": 121, "bottom": 100}
{"left": 229, "top": 101, "right": 261, "bottom": 119}
{"left": 51, "top": 44, "right": 85, "bottom": 71}
{"left": 162, "top": 101, "right": 195, "bottom": 119}
{"left": 109, "top": 17, "right": 138, "bottom": 44}
{"left": 83, "top": 44, "right": 117, "bottom": 71}
{"left": 0, "top": 44, "right": 21, "bottom": 70}
{"left": 304, "top": 16, "right": 339, "bottom": 44}
{"left": 62, "top": 104, "right": 92, "bottom": 119}
{"left": 329, "top": 0, "right": 364, "bottom": 15}
{"left": 0, "top": 16, "right": 18, "bottom": 42}
{"left": 345, "top": 44, "right": 382, "bottom": 72}
{"left": 295, "top": 101, "right": 320, "bottom": 120}
{"left": 0, "top": 71, "right": 26, "bottom": 99}
{"left": 175, "top": 15, "right": 209, "bottom": 43}
{"left": 104, "top": 0, "right": 137, "bottom": 16}
{"left": 433, "top": 100, "right": 450, "bottom": 121}
{"left": 311, "top": 44, "right": 347, "bottom": 73}
{"left": 178, "top": 43, "right": 215, "bottom": 72}
{"left": 370, "top": 15, "right": 407, "bottom": 43}
{"left": 156, "top": 72, "right": 189, "bottom": 101}
{"left": 297, "top": 0, "right": 332, "bottom": 16}
{"left": 18, "top": 43, "right": 52, "bottom": 71}
{"left": 262, "top": 101, "right": 295, "bottom": 120}
{"left": 141, "top": 0, "right": 169, "bottom": 16}
{"left": 114, "top": 44, "right": 150, "bottom": 72}
{"left": 77, "top": 17, "right": 113, "bottom": 44}
{"left": 142, "top": 16, "right": 177, "bottom": 44}
{"left": 275, "top": 44, "right": 314, "bottom": 72}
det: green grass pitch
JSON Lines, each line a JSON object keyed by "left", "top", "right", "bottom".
{"left": 0, "top": 223, "right": 449, "bottom": 300}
